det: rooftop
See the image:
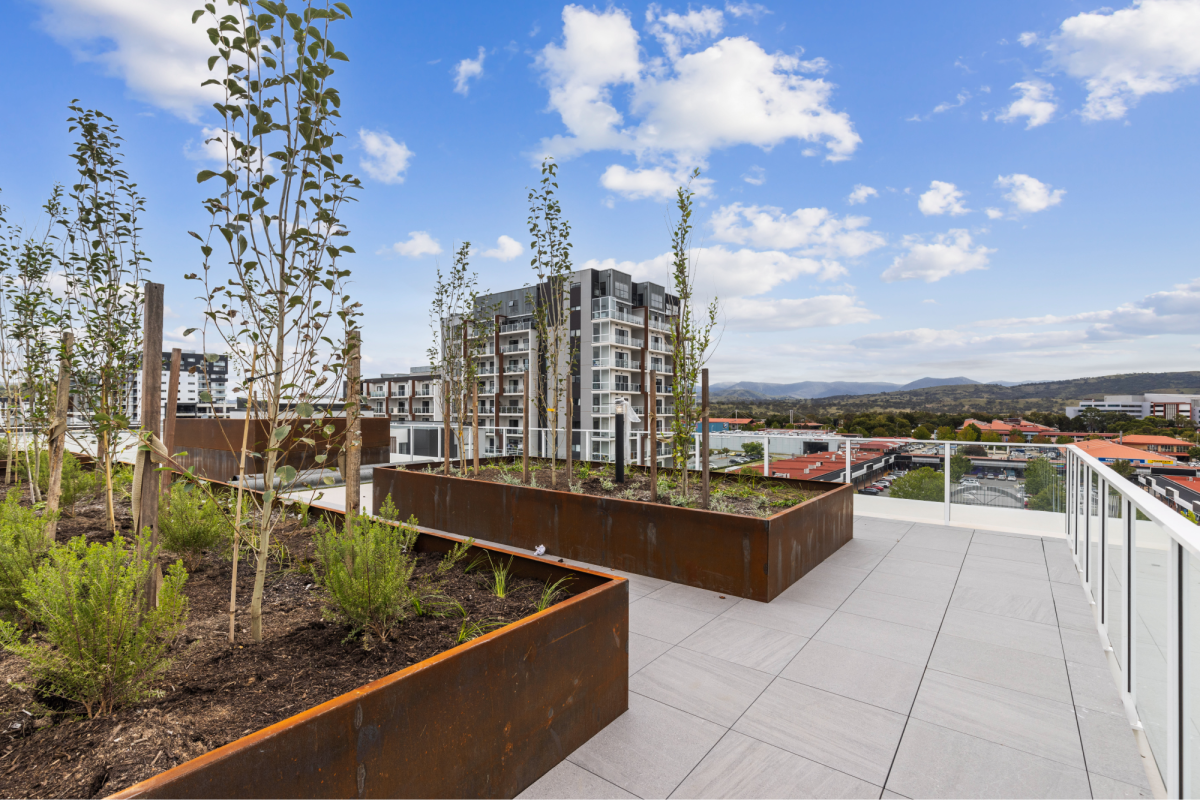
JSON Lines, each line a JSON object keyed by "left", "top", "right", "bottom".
{"left": 1121, "top": 435, "right": 1193, "bottom": 446}
{"left": 1074, "top": 438, "right": 1178, "bottom": 464}
{"left": 517, "top": 517, "right": 1153, "bottom": 799}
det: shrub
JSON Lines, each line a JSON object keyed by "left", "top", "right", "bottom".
{"left": 18, "top": 451, "right": 99, "bottom": 516}
{"left": 160, "top": 483, "right": 231, "bottom": 569}
{"left": 0, "top": 531, "right": 188, "bottom": 718}
{"left": 313, "top": 512, "right": 425, "bottom": 644}
{"left": 0, "top": 491, "right": 54, "bottom": 621}
{"left": 889, "top": 467, "right": 945, "bottom": 502}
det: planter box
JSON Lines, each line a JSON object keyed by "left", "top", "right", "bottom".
{"left": 112, "top": 527, "right": 628, "bottom": 799}
{"left": 169, "top": 417, "right": 392, "bottom": 484}
{"left": 373, "top": 462, "right": 854, "bottom": 603}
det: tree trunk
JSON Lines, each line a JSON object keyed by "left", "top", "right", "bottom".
{"left": 160, "top": 348, "right": 182, "bottom": 504}
{"left": 229, "top": 346, "right": 257, "bottom": 645}
{"left": 522, "top": 369, "right": 529, "bottom": 484}
{"left": 345, "top": 332, "right": 362, "bottom": 529}
{"left": 701, "top": 368, "right": 710, "bottom": 510}
{"left": 472, "top": 379, "right": 479, "bottom": 476}
{"left": 138, "top": 282, "right": 165, "bottom": 610}
{"left": 44, "top": 332, "right": 74, "bottom": 541}
{"left": 649, "top": 369, "right": 658, "bottom": 502}
{"left": 250, "top": 297, "right": 288, "bottom": 644}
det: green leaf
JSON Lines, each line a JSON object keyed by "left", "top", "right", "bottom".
{"left": 263, "top": 490, "right": 275, "bottom": 504}
{"left": 322, "top": 475, "right": 335, "bottom": 486}
{"left": 205, "top": 352, "right": 220, "bottom": 362}
{"left": 323, "top": 424, "right": 335, "bottom": 436}
{"left": 296, "top": 402, "right": 314, "bottom": 418}
{"left": 314, "top": 454, "right": 327, "bottom": 464}
{"left": 199, "top": 391, "right": 213, "bottom": 403}
{"left": 192, "top": 9, "right": 205, "bottom": 23}
{"left": 197, "top": 170, "right": 219, "bottom": 183}
{"left": 278, "top": 465, "right": 297, "bottom": 484}
{"left": 272, "top": 424, "right": 292, "bottom": 442}
{"left": 183, "top": 327, "right": 198, "bottom": 336}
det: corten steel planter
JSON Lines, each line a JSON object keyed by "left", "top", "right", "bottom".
{"left": 373, "top": 460, "right": 854, "bottom": 603}
{"left": 111, "top": 524, "right": 628, "bottom": 799}
{"left": 170, "top": 417, "right": 391, "bottom": 483}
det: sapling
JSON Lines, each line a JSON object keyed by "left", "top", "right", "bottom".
{"left": 437, "top": 536, "right": 475, "bottom": 575}
{"left": 0, "top": 491, "right": 54, "bottom": 622}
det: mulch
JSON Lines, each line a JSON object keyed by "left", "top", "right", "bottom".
{"left": 0, "top": 486, "right": 566, "bottom": 799}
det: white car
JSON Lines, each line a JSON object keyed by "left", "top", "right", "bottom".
{"left": 1007, "top": 474, "right": 1017, "bottom": 481}
{"left": 961, "top": 478, "right": 981, "bottom": 488}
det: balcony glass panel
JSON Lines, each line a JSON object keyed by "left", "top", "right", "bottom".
{"left": 1134, "top": 517, "right": 1170, "bottom": 786}
{"left": 1090, "top": 470, "right": 1102, "bottom": 593}
{"left": 1189, "top": 554, "right": 1200, "bottom": 797}
{"left": 1105, "top": 483, "right": 1124, "bottom": 665}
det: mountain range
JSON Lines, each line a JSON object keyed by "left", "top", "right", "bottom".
{"left": 710, "top": 376, "right": 1023, "bottom": 400}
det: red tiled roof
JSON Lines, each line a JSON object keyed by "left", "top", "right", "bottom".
{"left": 710, "top": 418, "right": 753, "bottom": 424}
{"left": 1074, "top": 439, "right": 1177, "bottom": 463}
{"left": 1122, "top": 435, "right": 1193, "bottom": 446}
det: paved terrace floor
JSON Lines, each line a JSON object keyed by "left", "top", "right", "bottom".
{"left": 518, "top": 516, "right": 1157, "bottom": 800}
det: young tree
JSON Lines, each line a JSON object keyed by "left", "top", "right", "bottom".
{"left": 912, "top": 426, "right": 931, "bottom": 440}
{"left": 934, "top": 425, "right": 955, "bottom": 440}
{"left": 58, "top": 105, "right": 149, "bottom": 532}
{"left": 190, "top": 0, "right": 361, "bottom": 643}
{"left": 890, "top": 467, "right": 944, "bottom": 502}
{"left": 667, "top": 170, "right": 719, "bottom": 497}
{"left": 1056, "top": 435, "right": 1073, "bottom": 445}
{"left": 981, "top": 430, "right": 1002, "bottom": 443}
{"left": 427, "top": 243, "right": 493, "bottom": 475}
{"left": 527, "top": 158, "right": 574, "bottom": 486}
{"left": 1109, "top": 459, "right": 1136, "bottom": 480}
{"left": 950, "top": 452, "right": 972, "bottom": 483}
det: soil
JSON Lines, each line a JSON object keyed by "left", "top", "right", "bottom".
{"left": 418, "top": 460, "right": 823, "bottom": 517}
{"left": 0, "top": 485, "right": 571, "bottom": 799}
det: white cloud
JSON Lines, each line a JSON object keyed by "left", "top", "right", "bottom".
{"left": 742, "top": 165, "right": 766, "bottom": 185}
{"left": 917, "top": 181, "right": 970, "bottom": 216}
{"left": 386, "top": 231, "right": 442, "bottom": 258}
{"left": 995, "top": 80, "right": 1057, "bottom": 128}
{"left": 710, "top": 203, "right": 886, "bottom": 258}
{"left": 359, "top": 129, "right": 413, "bottom": 184}
{"left": 481, "top": 235, "right": 523, "bottom": 261}
{"left": 996, "top": 173, "right": 1066, "bottom": 213}
{"left": 847, "top": 184, "right": 878, "bottom": 205}
{"left": 1018, "top": 31, "right": 1039, "bottom": 47}
{"left": 1047, "top": 0, "right": 1200, "bottom": 121}
{"left": 881, "top": 229, "right": 994, "bottom": 283}
{"left": 933, "top": 90, "right": 972, "bottom": 114}
{"left": 535, "top": 6, "right": 860, "bottom": 166}
{"left": 453, "top": 47, "right": 486, "bottom": 95}
{"left": 723, "top": 295, "right": 878, "bottom": 331}
{"left": 584, "top": 245, "right": 845, "bottom": 302}
{"left": 34, "top": 0, "right": 216, "bottom": 121}
{"left": 185, "top": 126, "right": 272, "bottom": 174}
{"left": 725, "top": 1, "right": 770, "bottom": 20}
{"left": 985, "top": 207, "right": 1005, "bottom": 219}
{"left": 599, "top": 164, "right": 714, "bottom": 201}
{"left": 646, "top": 4, "right": 724, "bottom": 60}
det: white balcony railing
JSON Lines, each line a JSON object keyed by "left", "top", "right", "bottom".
{"left": 500, "top": 341, "right": 530, "bottom": 353}
{"left": 497, "top": 405, "right": 523, "bottom": 415}
{"left": 500, "top": 320, "right": 531, "bottom": 333}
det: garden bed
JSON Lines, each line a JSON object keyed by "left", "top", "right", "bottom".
{"left": 375, "top": 459, "right": 855, "bottom": 603}
{"left": 0, "top": 480, "right": 628, "bottom": 798}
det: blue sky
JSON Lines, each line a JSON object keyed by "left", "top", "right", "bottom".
{"left": 4, "top": 0, "right": 1199, "bottom": 386}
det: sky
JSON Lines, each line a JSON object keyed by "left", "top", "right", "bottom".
{"left": 2, "top": 0, "right": 1199, "bottom": 387}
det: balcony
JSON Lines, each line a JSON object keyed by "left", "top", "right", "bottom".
{"left": 499, "top": 320, "right": 532, "bottom": 333}
{"left": 591, "top": 404, "right": 613, "bottom": 415}
{"left": 648, "top": 338, "right": 670, "bottom": 352}
{"left": 513, "top": 437, "right": 1161, "bottom": 800}
{"left": 647, "top": 317, "right": 672, "bottom": 332}
{"left": 612, "top": 383, "right": 642, "bottom": 393}
{"left": 591, "top": 307, "right": 642, "bottom": 325}
{"left": 613, "top": 359, "right": 641, "bottom": 371}
{"left": 497, "top": 405, "right": 522, "bottom": 415}
{"left": 504, "top": 365, "right": 526, "bottom": 374}
{"left": 592, "top": 333, "right": 645, "bottom": 348}
{"left": 503, "top": 385, "right": 524, "bottom": 395}
{"left": 648, "top": 363, "right": 672, "bottom": 375}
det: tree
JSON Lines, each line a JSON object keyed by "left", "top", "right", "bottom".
{"left": 1108, "top": 459, "right": 1136, "bottom": 480}
{"left": 1078, "top": 406, "right": 1103, "bottom": 432}
{"left": 1024, "top": 458, "right": 1057, "bottom": 497}
{"left": 1056, "top": 435, "right": 1073, "bottom": 444}
{"left": 527, "top": 159, "right": 574, "bottom": 486}
{"left": 935, "top": 426, "right": 955, "bottom": 440}
{"left": 667, "top": 170, "right": 719, "bottom": 497}
{"left": 428, "top": 243, "right": 493, "bottom": 477}
{"left": 190, "top": 0, "right": 361, "bottom": 643}
{"left": 950, "top": 453, "right": 972, "bottom": 483}
{"left": 889, "top": 467, "right": 944, "bottom": 502}
{"left": 1029, "top": 482, "right": 1065, "bottom": 512}
{"left": 981, "top": 431, "right": 1001, "bottom": 443}
{"left": 1008, "top": 430, "right": 1026, "bottom": 444}
{"left": 741, "top": 441, "right": 763, "bottom": 458}
{"left": 1032, "top": 434, "right": 1051, "bottom": 444}
{"left": 957, "top": 425, "right": 979, "bottom": 442}
{"left": 912, "top": 426, "right": 931, "bottom": 440}
{"left": 59, "top": 105, "right": 149, "bottom": 533}
{"left": 1188, "top": 446, "right": 1200, "bottom": 461}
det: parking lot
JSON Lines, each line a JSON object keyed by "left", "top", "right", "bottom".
{"left": 860, "top": 470, "right": 1029, "bottom": 509}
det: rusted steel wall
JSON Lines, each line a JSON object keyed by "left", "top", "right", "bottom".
{"left": 113, "top": 536, "right": 628, "bottom": 799}
{"left": 375, "top": 462, "right": 852, "bottom": 602}
{"left": 171, "top": 418, "right": 389, "bottom": 483}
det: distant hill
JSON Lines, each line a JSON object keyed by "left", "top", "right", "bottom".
{"left": 710, "top": 376, "right": 982, "bottom": 400}
{"left": 805, "top": 371, "right": 1200, "bottom": 414}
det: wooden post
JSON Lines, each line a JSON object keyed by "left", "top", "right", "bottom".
{"left": 649, "top": 369, "right": 657, "bottom": 502}
{"left": 229, "top": 345, "right": 257, "bottom": 644}
{"left": 564, "top": 388, "right": 573, "bottom": 486}
{"left": 139, "top": 282, "right": 164, "bottom": 608}
{"left": 345, "top": 332, "right": 362, "bottom": 526}
{"left": 161, "top": 348, "right": 182, "bottom": 503}
{"left": 472, "top": 378, "right": 479, "bottom": 475}
{"left": 44, "top": 332, "right": 74, "bottom": 541}
{"left": 442, "top": 376, "right": 451, "bottom": 477}
{"left": 701, "top": 368, "right": 710, "bottom": 509}
{"left": 522, "top": 368, "right": 530, "bottom": 484}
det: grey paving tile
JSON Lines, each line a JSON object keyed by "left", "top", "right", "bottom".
{"left": 881, "top": 792, "right": 910, "bottom": 799}
{"left": 629, "top": 597, "right": 717, "bottom": 645}
{"left": 607, "top": 569, "right": 670, "bottom": 596}
{"left": 780, "top": 639, "right": 924, "bottom": 714}
{"left": 1047, "top": 559, "right": 1081, "bottom": 584}
{"left": 630, "top": 647, "right": 774, "bottom": 727}
{"left": 645, "top": 582, "right": 742, "bottom": 616}
{"left": 721, "top": 597, "right": 834, "bottom": 638}
{"left": 1059, "top": 626, "right": 1109, "bottom": 668}
{"left": 853, "top": 527, "right": 908, "bottom": 544}
{"left": 814, "top": 612, "right": 937, "bottom": 667}
{"left": 804, "top": 562, "right": 872, "bottom": 585}
{"left": 679, "top": 616, "right": 808, "bottom": 675}
{"left": 629, "top": 631, "right": 673, "bottom": 675}
{"left": 954, "top": 567, "right": 1056, "bottom": 601}
{"left": 928, "top": 633, "right": 1072, "bottom": 703}
{"left": 939, "top": 606, "right": 1063, "bottom": 660}
{"left": 853, "top": 517, "right": 912, "bottom": 538}
{"left": 973, "top": 531, "right": 1047, "bottom": 551}
{"left": 776, "top": 574, "right": 861, "bottom": 610}
{"left": 888, "top": 543, "right": 966, "bottom": 567}
{"left": 886, "top": 718, "right": 1092, "bottom": 799}
{"left": 872, "top": 555, "right": 960, "bottom": 583}
{"left": 910, "top": 670, "right": 1084, "bottom": 770}
{"left": 1057, "top": 605, "right": 1097, "bottom": 633}
{"left": 823, "top": 545, "right": 890, "bottom": 571}
{"left": 839, "top": 588, "right": 947, "bottom": 632}
{"left": 858, "top": 569, "right": 956, "bottom": 605}
{"left": 1087, "top": 772, "right": 1154, "bottom": 798}
{"left": 949, "top": 583, "right": 1060, "bottom": 626}
{"left": 518, "top": 760, "right": 637, "bottom": 799}
{"left": 1066, "top": 659, "right": 1126, "bottom": 715}
{"left": 733, "top": 678, "right": 907, "bottom": 787}
{"left": 840, "top": 536, "right": 897, "bottom": 554}
{"left": 669, "top": 730, "right": 882, "bottom": 799}
{"left": 567, "top": 692, "right": 726, "bottom": 800}
{"left": 901, "top": 526, "right": 973, "bottom": 554}
{"left": 961, "top": 552, "right": 1050, "bottom": 581}
{"left": 967, "top": 541, "right": 1048, "bottom": 565}
{"left": 1051, "top": 580, "right": 1094, "bottom": 613}
{"left": 1075, "top": 706, "right": 1152, "bottom": 791}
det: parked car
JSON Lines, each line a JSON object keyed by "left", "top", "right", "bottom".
{"left": 859, "top": 487, "right": 881, "bottom": 495}
{"left": 961, "top": 478, "right": 981, "bottom": 488}
{"left": 1007, "top": 474, "right": 1017, "bottom": 481}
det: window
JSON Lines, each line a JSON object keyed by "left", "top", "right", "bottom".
{"left": 615, "top": 283, "right": 630, "bottom": 300}
{"left": 651, "top": 295, "right": 664, "bottom": 310}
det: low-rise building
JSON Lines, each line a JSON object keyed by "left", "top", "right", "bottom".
{"left": 1066, "top": 393, "right": 1200, "bottom": 423}
{"left": 1073, "top": 438, "right": 1177, "bottom": 466}
{"left": 1120, "top": 434, "right": 1194, "bottom": 460}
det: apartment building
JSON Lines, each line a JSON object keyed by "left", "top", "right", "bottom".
{"left": 359, "top": 366, "right": 442, "bottom": 423}
{"left": 1067, "top": 393, "right": 1200, "bottom": 422}
{"left": 124, "top": 350, "right": 232, "bottom": 423}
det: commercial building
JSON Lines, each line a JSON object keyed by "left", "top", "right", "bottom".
{"left": 1066, "top": 393, "right": 1200, "bottom": 423}
{"left": 958, "top": 418, "right": 1060, "bottom": 440}
{"left": 1120, "top": 434, "right": 1194, "bottom": 461}
{"left": 1072, "top": 438, "right": 1177, "bottom": 466}
{"left": 124, "top": 350, "right": 232, "bottom": 423}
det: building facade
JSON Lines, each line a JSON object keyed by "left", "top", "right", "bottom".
{"left": 360, "top": 366, "right": 443, "bottom": 424}
{"left": 1066, "top": 394, "right": 1200, "bottom": 423}
{"left": 124, "top": 350, "right": 232, "bottom": 423}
